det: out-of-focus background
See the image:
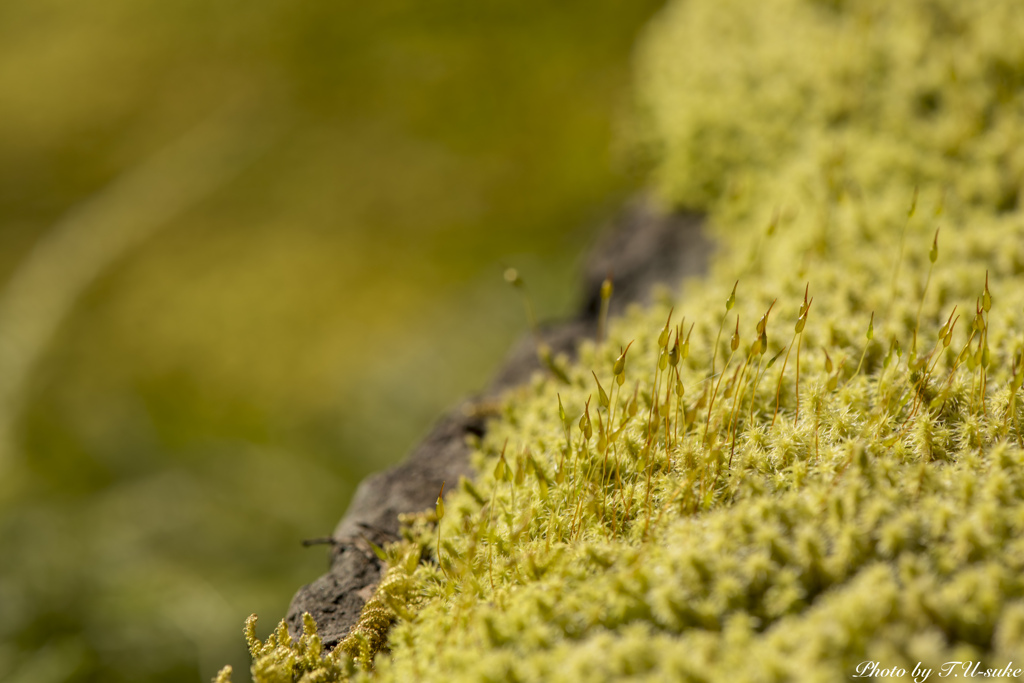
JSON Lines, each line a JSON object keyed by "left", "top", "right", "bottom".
{"left": 0, "top": 1, "right": 664, "bottom": 681}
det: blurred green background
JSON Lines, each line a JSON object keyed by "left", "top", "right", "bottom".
{"left": 0, "top": 1, "right": 663, "bottom": 681}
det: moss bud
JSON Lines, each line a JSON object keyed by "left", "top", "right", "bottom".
{"left": 593, "top": 372, "right": 610, "bottom": 409}
{"left": 658, "top": 309, "right": 673, "bottom": 348}
{"left": 983, "top": 271, "right": 992, "bottom": 312}
{"left": 435, "top": 482, "right": 446, "bottom": 520}
{"left": 668, "top": 337, "right": 680, "bottom": 367}
{"left": 613, "top": 341, "right": 633, "bottom": 376}
{"left": 726, "top": 281, "right": 737, "bottom": 311}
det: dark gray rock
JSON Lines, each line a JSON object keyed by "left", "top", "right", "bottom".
{"left": 285, "top": 197, "right": 709, "bottom": 648}
{"left": 285, "top": 543, "right": 385, "bottom": 649}
{"left": 583, "top": 198, "right": 709, "bottom": 318}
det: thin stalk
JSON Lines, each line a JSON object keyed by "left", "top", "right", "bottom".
{"left": 673, "top": 367, "right": 684, "bottom": 449}
{"left": 728, "top": 356, "right": 753, "bottom": 468}
{"left": 977, "top": 279, "right": 991, "bottom": 416}
{"left": 749, "top": 354, "right": 767, "bottom": 424}
{"left": 597, "top": 275, "right": 613, "bottom": 343}
{"left": 912, "top": 227, "right": 940, "bottom": 353}
{"left": 704, "top": 327, "right": 737, "bottom": 445}
{"left": 647, "top": 314, "right": 674, "bottom": 444}
{"left": 886, "top": 187, "right": 917, "bottom": 318}
{"left": 772, "top": 333, "right": 797, "bottom": 428}
{"left": 569, "top": 400, "right": 592, "bottom": 539}
{"left": 436, "top": 482, "right": 449, "bottom": 581}
{"left": 979, "top": 329, "right": 989, "bottom": 418}
{"left": 1008, "top": 351, "right": 1024, "bottom": 447}
{"left": 486, "top": 442, "right": 508, "bottom": 593}
{"left": 774, "top": 290, "right": 811, "bottom": 427}
{"left": 643, "top": 444, "right": 653, "bottom": 538}
{"left": 851, "top": 311, "right": 875, "bottom": 381}
{"left": 793, "top": 330, "right": 804, "bottom": 426}
{"left": 663, "top": 369, "right": 674, "bottom": 452}
{"left": 711, "top": 282, "right": 738, "bottom": 378}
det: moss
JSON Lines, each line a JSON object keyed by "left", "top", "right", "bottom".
{"left": 225, "top": 0, "right": 1024, "bottom": 680}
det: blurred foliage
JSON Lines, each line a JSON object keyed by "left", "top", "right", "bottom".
{"left": 0, "top": 1, "right": 663, "bottom": 681}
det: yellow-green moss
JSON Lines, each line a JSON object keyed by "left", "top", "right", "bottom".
{"left": 227, "top": 0, "right": 1024, "bottom": 680}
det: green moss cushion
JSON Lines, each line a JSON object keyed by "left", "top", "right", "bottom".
{"left": 226, "top": 0, "right": 1024, "bottom": 680}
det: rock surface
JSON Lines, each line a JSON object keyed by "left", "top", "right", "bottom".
{"left": 285, "top": 197, "right": 710, "bottom": 648}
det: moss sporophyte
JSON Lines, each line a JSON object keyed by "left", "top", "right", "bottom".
{"left": 220, "top": 0, "right": 1024, "bottom": 680}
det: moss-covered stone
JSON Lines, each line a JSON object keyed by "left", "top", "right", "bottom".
{"left": 226, "top": 0, "right": 1024, "bottom": 680}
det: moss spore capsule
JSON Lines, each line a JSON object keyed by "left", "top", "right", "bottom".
{"left": 681, "top": 322, "right": 693, "bottom": 360}
{"left": 658, "top": 309, "right": 673, "bottom": 348}
{"left": 613, "top": 341, "right": 633, "bottom": 377}
{"left": 938, "top": 307, "right": 956, "bottom": 340}
{"left": 580, "top": 397, "right": 593, "bottom": 441}
{"left": 593, "top": 372, "right": 610, "bottom": 409}
{"left": 726, "top": 281, "right": 737, "bottom": 311}
{"left": 983, "top": 271, "right": 992, "bottom": 312}
{"left": 435, "top": 481, "right": 446, "bottom": 521}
